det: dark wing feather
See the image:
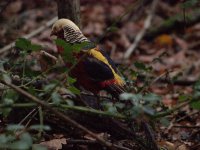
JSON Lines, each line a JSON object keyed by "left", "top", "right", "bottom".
{"left": 83, "top": 56, "right": 114, "bottom": 82}
{"left": 99, "top": 49, "right": 117, "bottom": 72}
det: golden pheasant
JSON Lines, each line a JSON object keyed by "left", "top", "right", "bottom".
{"left": 51, "top": 19, "right": 125, "bottom": 98}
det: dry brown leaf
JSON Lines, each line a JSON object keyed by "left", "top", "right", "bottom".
{"left": 155, "top": 34, "right": 174, "bottom": 48}
{"left": 40, "top": 138, "right": 67, "bottom": 150}
{"left": 158, "top": 140, "right": 175, "bottom": 150}
{"left": 173, "top": 36, "right": 188, "bottom": 50}
{"left": 176, "top": 144, "right": 188, "bottom": 150}
{"left": 3, "top": 0, "right": 22, "bottom": 17}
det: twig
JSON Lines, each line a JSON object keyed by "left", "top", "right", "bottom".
{"left": 175, "top": 111, "right": 199, "bottom": 123}
{"left": 17, "top": 108, "right": 38, "bottom": 125}
{"left": 97, "top": 0, "right": 141, "bottom": 43}
{"left": 137, "top": 74, "right": 197, "bottom": 86}
{"left": 80, "top": 92, "right": 113, "bottom": 101}
{"left": 123, "top": 0, "right": 159, "bottom": 59}
{"left": 0, "top": 0, "right": 13, "bottom": 15}
{"left": 66, "top": 139, "right": 132, "bottom": 150}
{"left": 40, "top": 50, "right": 58, "bottom": 62}
{"left": 0, "top": 103, "right": 148, "bottom": 149}
{"left": 142, "top": 122, "right": 159, "bottom": 150}
{"left": 0, "top": 17, "right": 58, "bottom": 55}
{"left": 38, "top": 106, "right": 44, "bottom": 138}
{"left": 173, "top": 125, "right": 200, "bottom": 129}
{"left": 0, "top": 80, "right": 132, "bottom": 150}
{"left": 0, "top": 103, "right": 126, "bottom": 119}
{"left": 153, "top": 98, "right": 199, "bottom": 118}
{"left": 60, "top": 104, "right": 126, "bottom": 119}
{"left": 66, "top": 139, "right": 98, "bottom": 145}
{"left": 138, "top": 70, "right": 172, "bottom": 93}
{"left": 0, "top": 80, "right": 111, "bottom": 148}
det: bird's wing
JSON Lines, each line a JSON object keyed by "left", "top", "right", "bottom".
{"left": 99, "top": 50, "right": 118, "bottom": 72}
{"left": 83, "top": 48, "right": 126, "bottom": 98}
{"left": 83, "top": 55, "right": 114, "bottom": 82}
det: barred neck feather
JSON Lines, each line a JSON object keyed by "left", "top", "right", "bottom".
{"left": 63, "top": 25, "right": 89, "bottom": 44}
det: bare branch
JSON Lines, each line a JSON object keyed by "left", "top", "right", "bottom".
{"left": 0, "top": 17, "right": 57, "bottom": 55}
{"left": 0, "top": 0, "right": 13, "bottom": 15}
{"left": 124, "top": 0, "right": 159, "bottom": 59}
{"left": 0, "top": 79, "right": 133, "bottom": 150}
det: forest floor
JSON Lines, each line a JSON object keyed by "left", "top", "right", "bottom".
{"left": 0, "top": 0, "right": 200, "bottom": 150}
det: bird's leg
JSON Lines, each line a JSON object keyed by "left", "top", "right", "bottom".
{"left": 111, "top": 96, "right": 117, "bottom": 103}
{"left": 94, "top": 94, "right": 103, "bottom": 110}
{"left": 77, "top": 95, "right": 91, "bottom": 107}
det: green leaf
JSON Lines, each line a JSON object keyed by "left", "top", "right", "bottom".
{"left": 114, "top": 102, "right": 125, "bottom": 109}
{"left": 130, "top": 94, "right": 142, "bottom": 102}
{"left": 65, "top": 99, "right": 74, "bottom": 106}
{"left": 103, "top": 102, "right": 118, "bottom": 114}
{"left": 143, "top": 93, "right": 161, "bottom": 103}
{"left": 63, "top": 49, "right": 75, "bottom": 63}
{"left": 51, "top": 92, "right": 62, "bottom": 104}
{"left": 178, "top": 94, "right": 189, "bottom": 102}
{"left": 194, "top": 81, "right": 200, "bottom": 91}
{"left": 119, "top": 93, "right": 134, "bottom": 101}
{"left": 32, "top": 144, "right": 47, "bottom": 150}
{"left": 107, "top": 106, "right": 118, "bottom": 114}
{"left": 0, "top": 134, "right": 7, "bottom": 144}
{"left": 2, "top": 73, "right": 11, "bottom": 84}
{"left": 3, "top": 98, "right": 14, "bottom": 106}
{"left": 0, "top": 107, "right": 12, "bottom": 117}
{"left": 160, "top": 118, "right": 170, "bottom": 127}
{"left": 54, "top": 39, "right": 76, "bottom": 63}
{"left": 130, "top": 70, "right": 138, "bottom": 78}
{"left": 30, "top": 125, "right": 51, "bottom": 131}
{"left": 0, "top": 133, "right": 15, "bottom": 142}
{"left": 120, "top": 93, "right": 142, "bottom": 104}
{"left": 67, "top": 76, "right": 76, "bottom": 85}
{"left": 68, "top": 86, "right": 80, "bottom": 95}
{"left": 143, "top": 106, "right": 155, "bottom": 115}
{"left": 190, "top": 101, "right": 200, "bottom": 110}
{"left": 181, "top": 0, "right": 198, "bottom": 9}
{"left": 15, "top": 38, "right": 31, "bottom": 50}
{"left": 44, "top": 83, "right": 56, "bottom": 92}
{"left": 25, "top": 70, "right": 41, "bottom": 78}
{"left": 134, "top": 62, "right": 146, "bottom": 70}
{"left": 128, "top": 106, "right": 142, "bottom": 118}
{"left": 15, "top": 38, "right": 42, "bottom": 52}
{"left": 3, "top": 89, "right": 18, "bottom": 101}
{"left": 6, "top": 124, "right": 24, "bottom": 131}
{"left": 20, "top": 133, "right": 32, "bottom": 147}
{"left": 54, "top": 39, "right": 72, "bottom": 50}
{"left": 27, "top": 86, "right": 36, "bottom": 95}
{"left": 29, "top": 44, "right": 42, "bottom": 51}
{"left": 9, "top": 141, "right": 30, "bottom": 150}
{"left": 72, "top": 42, "right": 89, "bottom": 52}
{"left": 193, "top": 91, "right": 200, "bottom": 99}
{"left": 107, "top": 26, "right": 119, "bottom": 32}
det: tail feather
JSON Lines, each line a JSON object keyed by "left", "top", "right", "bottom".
{"left": 106, "top": 84, "right": 126, "bottom": 99}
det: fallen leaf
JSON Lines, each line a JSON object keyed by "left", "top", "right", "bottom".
{"left": 158, "top": 140, "right": 175, "bottom": 150}
{"left": 40, "top": 138, "right": 66, "bottom": 150}
{"left": 155, "top": 34, "right": 174, "bottom": 48}
{"left": 176, "top": 144, "right": 188, "bottom": 150}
